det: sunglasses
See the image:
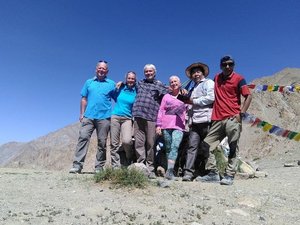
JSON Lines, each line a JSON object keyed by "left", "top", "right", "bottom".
{"left": 221, "top": 62, "right": 234, "bottom": 67}
{"left": 98, "top": 60, "right": 108, "bottom": 63}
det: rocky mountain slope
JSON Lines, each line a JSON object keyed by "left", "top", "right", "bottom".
{"left": 1, "top": 68, "right": 300, "bottom": 171}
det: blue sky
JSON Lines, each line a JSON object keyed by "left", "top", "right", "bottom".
{"left": 0, "top": 0, "right": 299, "bottom": 145}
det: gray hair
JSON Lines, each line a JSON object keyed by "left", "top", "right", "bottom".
{"left": 169, "top": 75, "right": 181, "bottom": 84}
{"left": 125, "top": 71, "right": 137, "bottom": 81}
{"left": 144, "top": 64, "right": 157, "bottom": 74}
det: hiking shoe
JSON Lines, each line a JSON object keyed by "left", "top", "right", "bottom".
{"left": 182, "top": 174, "right": 192, "bottom": 182}
{"left": 156, "top": 166, "right": 166, "bottom": 177}
{"left": 69, "top": 167, "right": 82, "bottom": 174}
{"left": 165, "top": 168, "right": 178, "bottom": 181}
{"left": 220, "top": 175, "right": 234, "bottom": 185}
{"left": 194, "top": 172, "right": 220, "bottom": 183}
{"left": 148, "top": 172, "right": 157, "bottom": 179}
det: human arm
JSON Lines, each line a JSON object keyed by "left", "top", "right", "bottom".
{"left": 191, "top": 79, "right": 215, "bottom": 106}
{"left": 156, "top": 95, "right": 167, "bottom": 135}
{"left": 236, "top": 79, "right": 252, "bottom": 122}
{"left": 79, "top": 97, "right": 87, "bottom": 122}
{"left": 237, "top": 93, "right": 252, "bottom": 122}
{"left": 116, "top": 81, "right": 124, "bottom": 89}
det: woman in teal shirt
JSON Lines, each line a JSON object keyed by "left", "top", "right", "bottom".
{"left": 110, "top": 71, "right": 137, "bottom": 167}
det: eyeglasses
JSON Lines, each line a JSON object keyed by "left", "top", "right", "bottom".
{"left": 221, "top": 62, "right": 234, "bottom": 67}
{"left": 98, "top": 60, "right": 108, "bottom": 63}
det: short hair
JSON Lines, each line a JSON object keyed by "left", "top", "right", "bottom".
{"left": 97, "top": 60, "right": 108, "bottom": 69}
{"left": 220, "top": 55, "right": 235, "bottom": 64}
{"left": 144, "top": 64, "right": 157, "bottom": 74}
{"left": 169, "top": 75, "right": 181, "bottom": 83}
{"left": 125, "top": 71, "right": 137, "bottom": 81}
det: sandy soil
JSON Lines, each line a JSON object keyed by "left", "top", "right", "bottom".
{"left": 0, "top": 158, "right": 299, "bottom": 225}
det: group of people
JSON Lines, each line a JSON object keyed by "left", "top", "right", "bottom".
{"left": 69, "top": 55, "right": 252, "bottom": 186}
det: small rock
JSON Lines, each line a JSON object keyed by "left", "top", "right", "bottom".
{"left": 235, "top": 172, "right": 250, "bottom": 180}
{"left": 298, "top": 160, "right": 300, "bottom": 166}
{"left": 254, "top": 171, "right": 268, "bottom": 178}
{"left": 225, "top": 208, "right": 250, "bottom": 217}
{"left": 238, "top": 198, "right": 261, "bottom": 208}
{"left": 259, "top": 215, "right": 266, "bottom": 221}
{"left": 128, "top": 163, "right": 149, "bottom": 176}
{"left": 238, "top": 160, "right": 255, "bottom": 176}
{"left": 284, "top": 162, "right": 297, "bottom": 167}
{"left": 157, "top": 180, "right": 171, "bottom": 188}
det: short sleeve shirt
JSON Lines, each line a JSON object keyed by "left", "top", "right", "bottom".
{"left": 81, "top": 77, "right": 116, "bottom": 119}
{"left": 212, "top": 72, "right": 251, "bottom": 120}
{"left": 112, "top": 85, "right": 137, "bottom": 118}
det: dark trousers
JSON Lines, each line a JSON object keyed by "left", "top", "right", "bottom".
{"left": 184, "top": 122, "right": 211, "bottom": 177}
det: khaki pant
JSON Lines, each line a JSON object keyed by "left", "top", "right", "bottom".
{"left": 134, "top": 117, "right": 156, "bottom": 172}
{"left": 203, "top": 117, "right": 242, "bottom": 176}
{"left": 110, "top": 115, "right": 133, "bottom": 167}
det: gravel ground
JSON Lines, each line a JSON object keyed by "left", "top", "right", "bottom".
{"left": 0, "top": 160, "right": 299, "bottom": 225}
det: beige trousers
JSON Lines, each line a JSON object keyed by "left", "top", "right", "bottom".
{"left": 203, "top": 117, "right": 242, "bottom": 176}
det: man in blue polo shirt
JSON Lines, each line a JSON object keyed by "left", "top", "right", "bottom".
{"left": 69, "top": 61, "right": 116, "bottom": 173}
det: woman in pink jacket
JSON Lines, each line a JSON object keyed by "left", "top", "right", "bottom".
{"left": 156, "top": 76, "right": 187, "bottom": 180}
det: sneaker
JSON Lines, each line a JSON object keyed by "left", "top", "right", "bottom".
{"left": 148, "top": 172, "right": 157, "bottom": 179}
{"left": 220, "top": 175, "right": 234, "bottom": 185}
{"left": 165, "top": 168, "right": 178, "bottom": 181}
{"left": 194, "top": 172, "right": 220, "bottom": 183}
{"left": 156, "top": 166, "right": 166, "bottom": 177}
{"left": 69, "top": 167, "right": 82, "bottom": 174}
{"left": 182, "top": 174, "right": 192, "bottom": 182}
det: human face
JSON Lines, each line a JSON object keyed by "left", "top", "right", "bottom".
{"left": 144, "top": 67, "right": 155, "bottom": 81}
{"left": 191, "top": 68, "right": 205, "bottom": 83}
{"left": 95, "top": 62, "right": 108, "bottom": 80}
{"left": 169, "top": 77, "right": 181, "bottom": 91}
{"left": 126, "top": 72, "right": 136, "bottom": 88}
{"left": 221, "top": 60, "right": 234, "bottom": 76}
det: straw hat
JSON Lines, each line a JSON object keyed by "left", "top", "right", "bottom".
{"left": 185, "top": 62, "right": 209, "bottom": 78}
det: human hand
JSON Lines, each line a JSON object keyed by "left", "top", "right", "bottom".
{"left": 156, "top": 127, "right": 162, "bottom": 136}
{"left": 79, "top": 114, "right": 84, "bottom": 122}
{"left": 180, "top": 89, "right": 188, "bottom": 95}
{"left": 235, "top": 114, "right": 242, "bottom": 123}
{"left": 116, "top": 81, "right": 124, "bottom": 89}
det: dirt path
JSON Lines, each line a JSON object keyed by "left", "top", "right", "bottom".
{"left": 0, "top": 161, "right": 299, "bottom": 225}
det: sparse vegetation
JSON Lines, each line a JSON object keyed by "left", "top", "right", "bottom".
{"left": 94, "top": 167, "right": 148, "bottom": 188}
{"left": 214, "top": 147, "right": 228, "bottom": 176}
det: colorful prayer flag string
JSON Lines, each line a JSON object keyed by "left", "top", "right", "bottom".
{"left": 247, "top": 84, "right": 300, "bottom": 93}
{"left": 243, "top": 112, "right": 300, "bottom": 142}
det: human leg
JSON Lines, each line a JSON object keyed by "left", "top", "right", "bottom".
{"left": 71, "top": 118, "right": 95, "bottom": 172}
{"left": 110, "top": 116, "right": 121, "bottom": 168}
{"left": 174, "top": 131, "right": 189, "bottom": 176}
{"left": 145, "top": 120, "right": 156, "bottom": 173}
{"left": 133, "top": 117, "right": 146, "bottom": 164}
{"left": 182, "top": 127, "right": 200, "bottom": 181}
{"left": 165, "top": 129, "right": 183, "bottom": 180}
{"left": 195, "top": 121, "right": 225, "bottom": 183}
{"left": 121, "top": 118, "right": 134, "bottom": 165}
{"left": 94, "top": 119, "right": 111, "bottom": 169}
{"left": 220, "top": 117, "right": 242, "bottom": 185}
{"left": 194, "top": 122, "right": 211, "bottom": 176}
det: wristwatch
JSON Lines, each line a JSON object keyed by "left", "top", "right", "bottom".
{"left": 240, "top": 112, "right": 245, "bottom": 118}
